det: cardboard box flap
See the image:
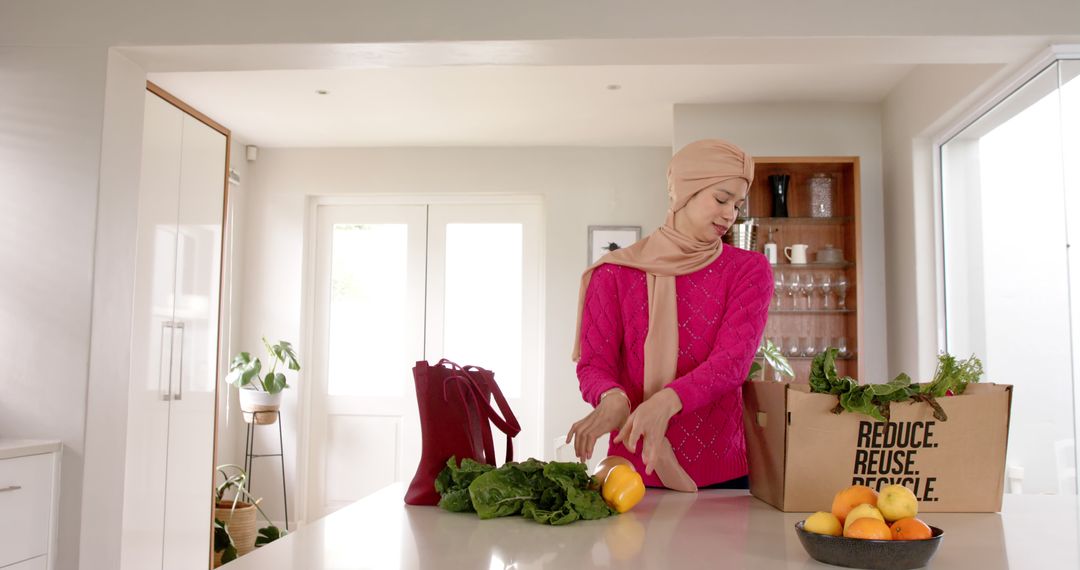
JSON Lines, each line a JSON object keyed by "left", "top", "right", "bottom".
{"left": 741, "top": 382, "right": 789, "bottom": 510}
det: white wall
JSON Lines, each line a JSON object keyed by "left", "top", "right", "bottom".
{"left": 672, "top": 103, "right": 889, "bottom": 383}
{"left": 881, "top": 64, "right": 1006, "bottom": 379}
{"left": 226, "top": 147, "right": 670, "bottom": 523}
{"left": 78, "top": 49, "right": 148, "bottom": 570}
{"left": 0, "top": 45, "right": 107, "bottom": 570}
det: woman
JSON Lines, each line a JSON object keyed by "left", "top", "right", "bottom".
{"left": 566, "top": 139, "right": 773, "bottom": 492}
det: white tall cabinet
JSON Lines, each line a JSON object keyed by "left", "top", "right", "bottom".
{"left": 120, "top": 86, "right": 228, "bottom": 570}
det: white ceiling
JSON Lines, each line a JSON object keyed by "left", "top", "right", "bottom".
{"left": 150, "top": 64, "right": 915, "bottom": 147}
{"left": 143, "top": 37, "right": 1055, "bottom": 148}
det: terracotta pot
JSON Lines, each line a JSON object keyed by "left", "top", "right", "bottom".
{"left": 238, "top": 389, "right": 282, "bottom": 424}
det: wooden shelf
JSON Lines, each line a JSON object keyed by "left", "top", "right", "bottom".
{"left": 753, "top": 216, "right": 854, "bottom": 226}
{"left": 769, "top": 309, "right": 855, "bottom": 315}
{"left": 768, "top": 355, "right": 857, "bottom": 361}
{"left": 753, "top": 156, "right": 862, "bottom": 381}
{"left": 772, "top": 262, "right": 854, "bottom": 270}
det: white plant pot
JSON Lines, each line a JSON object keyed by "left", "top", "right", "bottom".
{"left": 238, "top": 389, "right": 282, "bottom": 424}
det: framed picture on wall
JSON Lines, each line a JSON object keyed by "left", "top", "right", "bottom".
{"left": 587, "top": 225, "right": 642, "bottom": 265}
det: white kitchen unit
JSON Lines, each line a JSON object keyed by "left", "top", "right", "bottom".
{"left": 0, "top": 440, "right": 61, "bottom": 570}
{"left": 119, "top": 85, "right": 229, "bottom": 570}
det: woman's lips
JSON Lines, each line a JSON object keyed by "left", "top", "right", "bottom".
{"left": 714, "top": 223, "right": 727, "bottom": 235}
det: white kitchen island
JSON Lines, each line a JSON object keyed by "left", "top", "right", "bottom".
{"left": 223, "top": 482, "right": 1079, "bottom": 569}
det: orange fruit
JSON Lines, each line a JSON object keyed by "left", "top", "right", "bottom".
{"left": 844, "top": 517, "right": 893, "bottom": 540}
{"left": 831, "top": 485, "right": 879, "bottom": 524}
{"left": 890, "top": 517, "right": 933, "bottom": 541}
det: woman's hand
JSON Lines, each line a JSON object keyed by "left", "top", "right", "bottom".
{"left": 565, "top": 390, "right": 631, "bottom": 462}
{"left": 613, "top": 388, "right": 683, "bottom": 476}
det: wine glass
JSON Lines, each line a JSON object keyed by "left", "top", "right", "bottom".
{"left": 773, "top": 271, "right": 786, "bottom": 309}
{"left": 835, "top": 275, "right": 849, "bottom": 309}
{"left": 816, "top": 336, "right": 830, "bottom": 355}
{"left": 799, "top": 274, "right": 815, "bottom": 310}
{"left": 786, "top": 274, "right": 801, "bottom": 311}
{"left": 834, "top": 336, "right": 850, "bottom": 358}
{"left": 819, "top": 273, "right": 833, "bottom": 309}
{"left": 801, "top": 336, "right": 817, "bottom": 358}
{"left": 783, "top": 336, "right": 800, "bottom": 359}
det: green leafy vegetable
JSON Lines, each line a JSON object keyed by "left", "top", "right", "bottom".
{"left": 809, "top": 348, "right": 857, "bottom": 395}
{"left": 808, "top": 350, "right": 983, "bottom": 422}
{"left": 436, "top": 456, "right": 614, "bottom": 525}
{"left": 434, "top": 456, "right": 494, "bottom": 512}
{"left": 921, "top": 353, "right": 984, "bottom": 397}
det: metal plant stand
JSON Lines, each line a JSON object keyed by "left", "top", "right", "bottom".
{"left": 243, "top": 410, "right": 289, "bottom": 531}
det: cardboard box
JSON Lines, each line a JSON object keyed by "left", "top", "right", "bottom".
{"left": 742, "top": 381, "right": 1013, "bottom": 513}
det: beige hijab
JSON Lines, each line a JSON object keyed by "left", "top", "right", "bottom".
{"left": 572, "top": 139, "right": 754, "bottom": 490}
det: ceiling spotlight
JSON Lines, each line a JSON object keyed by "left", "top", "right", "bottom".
{"left": 316, "top": 89, "right": 329, "bottom": 95}
{"left": 606, "top": 84, "right": 621, "bottom": 91}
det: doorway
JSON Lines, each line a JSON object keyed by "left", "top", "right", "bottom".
{"left": 304, "top": 198, "right": 543, "bottom": 519}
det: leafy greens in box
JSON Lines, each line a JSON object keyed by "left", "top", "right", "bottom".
{"left": 809, "top": 348, "right": 984, "bottom": 422}
{"left": 435, "top": 456, "right": 615, "bottom": 525}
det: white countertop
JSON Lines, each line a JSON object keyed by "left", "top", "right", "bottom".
{"left": 0, "top": 439, "right": 61, "bottom": 460}
{"left": 223, "top": 482, "right": 1080, "bottom": 569}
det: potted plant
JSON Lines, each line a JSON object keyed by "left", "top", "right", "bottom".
{"left": 748, "top": 339, "right": 794, "bottom": 382}
{"left": 213, "top": 464, "right": 286, "bottom": 567}
{"left": 226, "top": 338, "right": 300, "bottom": 424}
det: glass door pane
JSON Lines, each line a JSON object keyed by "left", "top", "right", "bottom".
{"left": 941, "top": 61, "right": 1075, "bottom": 495}
{"left": 327, "top": 223, "right": 412, "bottom": 398}
{"left": 443, "top": 223, "right": 524, "bottom": 398}
{"left": 1060, "top": 59, "right": 1080, "bottom": 495}
{"left": 307, "top": 204, "right": 427, "bottom": 519}
{"left": 426, "top": 203, "right": 543, "bottom": 462}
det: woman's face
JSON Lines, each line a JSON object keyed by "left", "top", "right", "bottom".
{"left": 674, "top": 178, "right": 750, "bottom": 243}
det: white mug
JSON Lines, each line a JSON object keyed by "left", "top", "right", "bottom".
{"left": 785, "top": 244, "right": 809, "bottom": 265}
{"left": 762, "top": 243, "right": 778, "bottom": 265}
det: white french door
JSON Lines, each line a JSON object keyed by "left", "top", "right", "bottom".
{"left": 306, "top": 200, "right": 542, "bottom": 519}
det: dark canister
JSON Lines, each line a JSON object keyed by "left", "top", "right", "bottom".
{"left": 768, "top": 174, "right": 790, "bottom": 218}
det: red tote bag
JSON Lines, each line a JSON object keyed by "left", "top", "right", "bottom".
{"left": 404, "top": 359, "right": 521, "bottom": 505}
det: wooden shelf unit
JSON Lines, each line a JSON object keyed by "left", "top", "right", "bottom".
{"left": 750, "top": 157, "right": 862, "bottom": 383}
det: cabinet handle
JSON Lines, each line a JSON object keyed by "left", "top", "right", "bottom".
{"left": 0, "top": 485, "right": 22, "bottom": 493}
{"left": 173, "top": 321, "right": 185, "bottom": 401}
{"left": 159, "top": 321, "right": 173, "bottom": 402}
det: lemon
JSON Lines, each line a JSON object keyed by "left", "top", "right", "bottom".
{"left": 842, "top": 503, "right": 885, "bottom": 534}
{"left": 803, "top": 511, "right": 843, "bottom": 536}
{"left": 876, "top": 484, "right": 918, "bottom": 522}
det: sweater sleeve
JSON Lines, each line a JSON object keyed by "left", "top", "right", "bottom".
{"left": 666, "top": 255, "right": 773, "bottom": 415}
{"left": 576, "top": 264, "right": 626, "bottom": 407}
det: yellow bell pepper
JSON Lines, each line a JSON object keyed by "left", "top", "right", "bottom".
{"left": 602, "top": 464, "right": 645, "bottom": 513}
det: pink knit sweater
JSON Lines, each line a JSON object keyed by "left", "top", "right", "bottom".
{"left": 576, "top": 245, "right": 773, "bottom": 487}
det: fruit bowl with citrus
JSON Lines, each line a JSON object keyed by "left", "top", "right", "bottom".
{"left": 794, "top": 484, "right": 944, "bottom": 570}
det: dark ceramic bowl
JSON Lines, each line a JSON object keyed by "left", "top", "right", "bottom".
{"left": 794, "top": 521, "right": 944, "bottom": 570}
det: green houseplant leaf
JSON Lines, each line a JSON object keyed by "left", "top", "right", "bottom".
{"left": 747, "top": 339, "right": 794, "bottom": 382}
{"left": 214, "top": 518, "right": 238, "bottom": 564}
{"left": 226, "top": 352, "right": 262, "bottom": 389}
{"left": 213, "top": 464, "right": 288, "bottom": 560}
{"left": 227, "top": 338, "right": 300, "bottom": 394}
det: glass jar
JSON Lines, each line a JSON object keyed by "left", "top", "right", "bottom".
{"left": 808, "top": 172, "right": 834, "bottom": 218}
